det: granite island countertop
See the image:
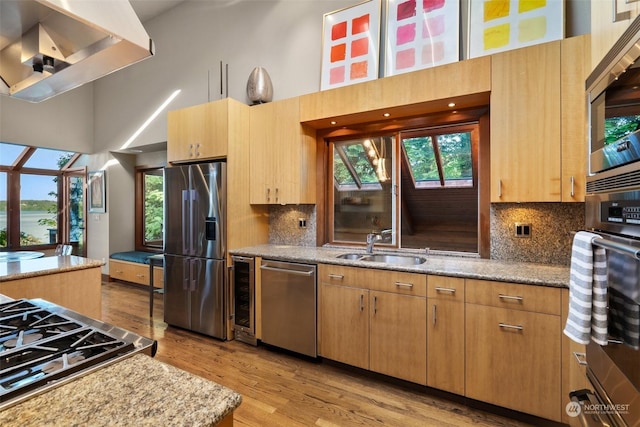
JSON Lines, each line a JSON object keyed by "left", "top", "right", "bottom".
{"left": 0, "top": 255, "right": 104, "bottom": 282}
{"left": 0, "top": 354, "right": 242, "bottom": 427}
{"left": 231, "top": 244, "right": 570, "bottom": 287}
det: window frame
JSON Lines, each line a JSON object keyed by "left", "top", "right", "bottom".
{"left": 135, "top": 166, "right": 164, "bottom": 253}
{"left": 0, "top": 145, "right": 85, "bottom": 251}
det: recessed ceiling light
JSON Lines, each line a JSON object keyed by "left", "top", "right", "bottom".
{"left": 383, "top": 113, "right": 390, "bottom": 117}
{"left": 330, "top": 120, "right": 337, "bottom": 125}
{"left": 448, "top": 102, "right": 456, "bottom": 108}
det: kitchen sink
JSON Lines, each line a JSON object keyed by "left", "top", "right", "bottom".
{"left": 336, "top": 253, "right": 427, "bottom": 265}
{"left": 336, "top": 253, "right": 364, "bottom": 260}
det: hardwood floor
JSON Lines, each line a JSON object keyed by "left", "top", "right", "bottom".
{"left": 101, "top": 281, "right": 542, "bottom": 427}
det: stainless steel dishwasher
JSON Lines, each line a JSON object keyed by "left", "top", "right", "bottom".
{"left": 260, "top": 259, "right": 317, "bottom": 357}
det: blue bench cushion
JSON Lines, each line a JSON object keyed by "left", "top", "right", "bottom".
{"left": 110, "top": 251, "right": 154, "bottom": 265}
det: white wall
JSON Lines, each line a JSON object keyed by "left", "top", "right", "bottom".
{"left": 92, "top": 0, "right": 354, "bottom": 153}
{"left": 0, "top": 84, "right": 94, "bottom": 152}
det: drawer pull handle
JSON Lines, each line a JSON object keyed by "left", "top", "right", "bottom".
{"left": 499, "top": 323, "right": 523, "bottom": 331}
{"left": 395, "top": 282, "right": 414, "bottom": 288}
{"left": 434, "top": 287, "right": 456, "bottom": 294}
{"left": 573, "top": 352, "right": 587, "bottom": 366}
{"left": 432, "top": 304, "right": 437, "bottom": 326}
{"left": 498, "top": 294, "right": 523, "bottom": 302}
{"left": 359, "top": 294, "right": 364, "bottom": 312}
{"left": 328, "top": 274, "right": 344, "bottom": 280}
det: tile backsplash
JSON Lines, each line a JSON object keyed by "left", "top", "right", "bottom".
{"left": 269, "top": 203, "right": 584, "bottom": 266}
{"left": 490, "top": 203, "right": 585, "bottom": 266}
{"left": 268, "top": 205, "right": 317, "bottom": 246}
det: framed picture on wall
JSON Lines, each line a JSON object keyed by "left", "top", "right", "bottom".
{"left": 468, "top": 0, "right": 564, "bottom": 59}
{"left": 88, "top": 170, "right": 106, "bottom": 213}
{"left": 384, "top": 0, "right": 460, "bottom": 76}
{"left": 321, "top": 0, "right": 381, "bottom": 90}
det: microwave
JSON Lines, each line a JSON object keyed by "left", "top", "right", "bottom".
{"left": 588, "top": 15, "right": 640, "bottom": 175}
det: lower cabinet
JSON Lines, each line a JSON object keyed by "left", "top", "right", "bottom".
{"left": 318, "top": 266, "right": 566, "bottom": 422}
{"left": 319, "top": 282, "right": 369, "bottom": 369}
{"left": 426, "top": 275, "right": 465, "bottom": 395}
{"left": 465, "top": 280, "right": 563, "bottom": 422}
{"left": 370, "top": 290, "right": 427, "bottom": 384}
{"left": 318, "top": 264, "right": 427, "bottom": 385}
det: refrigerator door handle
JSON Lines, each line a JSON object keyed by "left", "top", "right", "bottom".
{"left": 189, "top": 259, "right": 197, "bottom": 292}
{"left": 182, "top": 190, "right": 190, "bottom": 255}
{"left": 190, "top": 190, "right": 197, "bottom": 256}
{"left": 182, "top": 257, "right": 189, "bottom": 290}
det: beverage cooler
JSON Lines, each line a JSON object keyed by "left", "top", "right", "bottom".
{"left": 231, "top": 256, "right": 256, "bottom": 345}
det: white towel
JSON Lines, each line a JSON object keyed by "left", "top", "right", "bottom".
{"left": 563, "top": 231, "right": 609, "bottom": 345}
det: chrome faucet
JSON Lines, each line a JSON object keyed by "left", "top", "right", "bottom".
{"left": 366, "top": 229, "right": 392, "bottom": 253}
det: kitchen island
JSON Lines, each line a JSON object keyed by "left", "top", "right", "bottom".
{"left": 0, "top": 353, "right": 242, "bottom": 426}
{"left": 0, "top": 255, "right": 104, "bottom": 318}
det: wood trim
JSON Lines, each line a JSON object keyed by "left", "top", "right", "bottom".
{"left": 478, "top": 112, "right": 491, "bottom": 258}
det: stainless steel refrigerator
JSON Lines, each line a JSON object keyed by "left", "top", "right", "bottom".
{"left": 164, "top": 162, "right": 226, "bottom": 339}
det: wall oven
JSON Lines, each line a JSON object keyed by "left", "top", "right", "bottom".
{"left": 579, "top": 14, "right": 640, "bottom": 426}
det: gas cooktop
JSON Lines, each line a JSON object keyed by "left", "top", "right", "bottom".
{"left": 0, "top": 297, "right": 156, "bottom": 410}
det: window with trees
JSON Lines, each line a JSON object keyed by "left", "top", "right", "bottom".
{"left": 0, "top": 142, "right": 86, "bottom": 253}
{"left": 135, "top": 167, "right": 164, "bottom": 252}
{"left": 329, "top": 122, "right": 480, "bottom": 253}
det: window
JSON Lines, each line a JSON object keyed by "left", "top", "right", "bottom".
{"left": 331, "top": 137, "right": 396, "bottom": 245}
{"left": 402, "top": 129, "right": 473, "bottom": 188}
{"left": 328, "top": 123, "right": 480, "bottom": 253}
{"left": 135, "top": 167, "right": 164, "bottom": 251}
{"left": 0, "top": 142, "right": 85, "bottom": 252}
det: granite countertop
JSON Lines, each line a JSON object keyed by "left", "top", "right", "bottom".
{"left": 231, "top": 244, "right": 570, "bottom": 287}
{"left": 0, "top": 255, "right": 104, "bottom": 282}
{"left": 0, "top": 354, "right": 242, "bottom": 427}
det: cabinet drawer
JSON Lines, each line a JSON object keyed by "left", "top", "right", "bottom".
{"left": 318, "top": 264, "right": 367, "bottom": 288}
{"left": 368, "top": 270, "right": 426, "bottom": 297}
{"left": 109, "top": 260, "right": 149, "bottom": 286}
{"left": 465, "top": 279, "right": 561, "bottom": 315}
{"left": 427, "top": 275, "right": 465, "bottom": 301}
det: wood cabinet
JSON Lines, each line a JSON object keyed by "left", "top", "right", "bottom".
{"left": 465, "top": 279, "right": 563, "bottom": 422}
{"left": 249, "top": 97, "right": 316, "bottom": 204}
{"left": 109, "top": 259, "right": 163, "bottom": 289}
{"left": 491, "top": 35, "right": 590, "bottom": 203}
{"left": 590, "top": 1, "right": 639, "bottom": 70}
{"left": 318, "top": 264, "right": 427, "bottom": 384}
{"left": 561, "top": 34, "right": 590, "bottom": 202}
{"left": 0, "top": 267, "right": 102, "bottom": 319}
{"left": 167, "top": 98, "right": 246, "bottom": 163}
{"left": 561, "top": 288, "right": 589, "bottom": 426}
{"left": 299, "top": 56, "right": 491, "bottom": 126}
{"left": 426, "top": 275, "right": 465, "bottom": 395}
{"left": 490, "top": 40, "right": 561, "bottom": 202}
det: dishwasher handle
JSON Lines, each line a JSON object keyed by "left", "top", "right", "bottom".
{"left": 260, "top": 264, "right": 315, "bottom": 276}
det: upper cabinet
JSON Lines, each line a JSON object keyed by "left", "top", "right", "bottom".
{"left": 167, "top": 98, "right": 246, "bottom": 163}
{"left": 561, "top": 35, "right": 590, "bottom": 202}
{"left": 491, "top": 35, "right": 590, "bottom": 203}
{"left": 591, "top": 1, "right": 639, "bottom": 70}
{"left": 491, "top": 40, "right": 562, "bottom": 202}
{"left": 249, "top": 97, "right": 316, "bottom": 205}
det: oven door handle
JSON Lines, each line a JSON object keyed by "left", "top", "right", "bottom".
{"left": 592, "top": 237, "right": 640, "bottom": 260}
